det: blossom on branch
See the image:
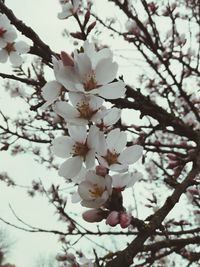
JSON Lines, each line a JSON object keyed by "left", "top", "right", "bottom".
{"left": 96, "top": 128, "right": 143, "bottom": 171}
{"left": 58, "top": 0, "right": 80, "bottom": 19}
{"left": 0, "top": 14, "right": 17, "bottom": 48}
{"left": 0, "top": 40, "right": 30, "bottom": 66}
{"left": 78, "top": 170, "right": 112, "bottom": 208}
{"left": 55, "top": 41, "right": 126, "bottom": 99}
{"left": 52, "top": 125, "right": 98, "bottom": 179}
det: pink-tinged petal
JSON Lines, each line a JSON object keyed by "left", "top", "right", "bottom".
{"left": 85, "top": 149, "right": 95, "bottom": 169}
{"left": 81, "top": 198, "right": 107, "bottom": 208}
{"left": 52, "top": 136, "right": 74, "bottom": 158}
{"left": 4, "top": 30, "right": 17, "bottom": 43}
{"left": 41, "top": 81, "right": 62, "bottom": 104}
{"left": 119, "top": 212, "right": 132, "bottom": 228}
{"left": 106, "top": 211, "right": 119, "bottom": 226}
{"left": 59, "top": 156, "right": 82, "bottom": 179}
{"left": 105, "top": 175, "right": 112, "bottom": 195}
{"left": 68, "top": 125, "right": 87, "bottom": 143}
{"left": 9, "top": 52, "right": 23, "bottom": 66}
{"left": 82, "top": 209, "right": 104, "bottom": 222}
{"left": 76, "top": 53, "right": 92, "bottom": 81}
{"left": 0, "top": 49, "right": 8, "bottom": 63}
{"left": 95, "top": 58, "right": 118, "bottom": 85}
{"left": 98, "top": 80, "right": 126, "bottom": 99}
{"left": 118, "top": 145, "right": 143, "bottom": 165}
{"left": 103, "top": 107, "right": 121, "bottom": 126}
{"left": 14, "top": 41, "right": 30, "bottom": 54}
{"left": 60, "top": 51, "right": 74, "bottom": 67}
{"left": 54, "top": 101, "right": 79, "bottom": 120}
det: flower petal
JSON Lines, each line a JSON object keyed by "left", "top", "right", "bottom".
{"left": 68, "top": 125, "right": 87, "bottom": 143}
{"left": 59, "top": 156, "right": 82, "bottom": 179}
{"left": 9, "top": 52, "right": 23, "bottom": 66}
{"left": 14, "top": 41, "right": 30, "bottom": 54}
{"left": 95, "top": 58, "right": 118, "bottom": 85}
{"left": 98, "top": 80, "right": 126, "bottom": 99}
{"left": 54, "top": 101, "right": 79, "bottom": 120}
{"left": 41, "top": 81, "right": 62, "bottom": 104}
{"left": 0, "top": 49, "right": 8, "bottom": 63}
{"left": 118, "top": 145, "right": 143, "bottom": 165}
{"left": 52, "top": 136, "right": 74, "bottom": 158}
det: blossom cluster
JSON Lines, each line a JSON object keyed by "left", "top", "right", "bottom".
{"left": 0, "top": 13, "right": 30, "bottom": 66}
{"left": 41, "top": 39, "right": 143, "bottom": 228}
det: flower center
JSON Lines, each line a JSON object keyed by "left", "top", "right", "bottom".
{"left": 73, "top": 142, "right": 89, "bottom": 160}
{"left": 89, "top": 184, "right": 104, "bottom": 198}
{"left": 77, "top": 102, "right": 97, "bottom": 120}
{"left": 84, "top": 71, "right": 98, "bottom": 91}
{"left": 4, "top": 42, "right": 16, "bottom": 54}
{"left": 0, "top": 27, "right": 6, "bottom": 38}
{"left": 103, "top": 149, "right": 120, "bottom": 166}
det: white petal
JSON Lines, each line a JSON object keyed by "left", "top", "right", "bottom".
{"left": 95, "top": 130, "right": 107, "bottom": 155}
{"left": 76, "top": 53, "right": 92, "bottom": 81}
{"left": 68, "top": 125, "right": 87, "bottom": 143}
{"left": 0, "top": 49, "right": 8, "bottom": 63}
{"left": 103, "top": 107, "right": 121, "bottom": 126}
{"left": 85, "top": 149, "right": 95, "bottom": 169}
{"left": 78, "top": 181, "right": 94, "bottom": 201}
{"left": 52, "top": 136, "right": 74, "bottom": 158}
{"left": 0, "top": 39, "right": 6, "bottom": 49}
{"left": 9, "top": 52, "right": 23, "bottom": 66}
{"left": 95, "top": 58, "right": 118, "bottom": 85}
{"left": 3, "top": 30, "right": 17, "bottom": 42}
{"left": 107, "top": 129, "right": 127, "bottom": 153}
{"left": 87, "top": 125, "right": 98, "bottom": 148}
{"left": 71, "top": 191, "right": 81, "bottom": 203}
{"left": 14, "top": 41, "right": 30, "bottom": 54}
{"left": 41, "top": 81, "right": 62, "bottom": 103}
{"left": 98, "top": 80, "right": 126, "bottom": 99}
{"left": 118, "top": 145, "right": 143, "bottom": 165}
{"left": 59, "top": 156, "right": 82, "bottom": 179}
{"left": 54, "top": 101, "right": 79, "bottom": 120}
{"left": 68, "top": 92, "right": 84, "bottom": 106}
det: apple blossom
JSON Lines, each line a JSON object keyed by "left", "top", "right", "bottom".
{"left": 78, "top": 170, "right": 112, "bottom": 208}
{"left": 96, "top": 128, "right": 143, "bottom": 171}
{"left": 0, "top": 40, "right": 30, "bottom": 66}
{"left": 52, "top": 125, "right": 98, "bottom": 179}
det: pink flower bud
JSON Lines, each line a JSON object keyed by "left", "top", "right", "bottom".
{"left": 119, "top": 212, "right": 132, "bottom": 228}
{"left": 60, "top": 51, "right": 74, "bottom": 67}
{"left": 96, "top": 165, "right": 108, "bottom": 176}
{"left": 106, "top": 211, "right": 119, "bottom": 227}
{"left": 82, "top": 209, "right": 104, "bottom": 223}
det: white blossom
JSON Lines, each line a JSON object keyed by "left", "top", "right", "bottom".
{"left": 96, "top": 128, "right": 143, "bottom": 171}
{"left": 0, "top": 40, "right": 30, "bottom": 66}
{"left": 58, "top": 0, "right": 80, "bottom": 19}
{"left": 41, "top": 80, "right": 63, "bottom": 109}
{"left": 54, "top": 92, "right": 104, "bottom": 125}
{"left": 112, "top": 171, "right": 143, "bottom": 190}
{"left": 0, "top": 14, "right": 17, "bottom": 48}
{"left": 52, "top": 125, "right": 98, "bottom": 179}
{"left": 78, "top": 170, "right": 112, "bottom": 208}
